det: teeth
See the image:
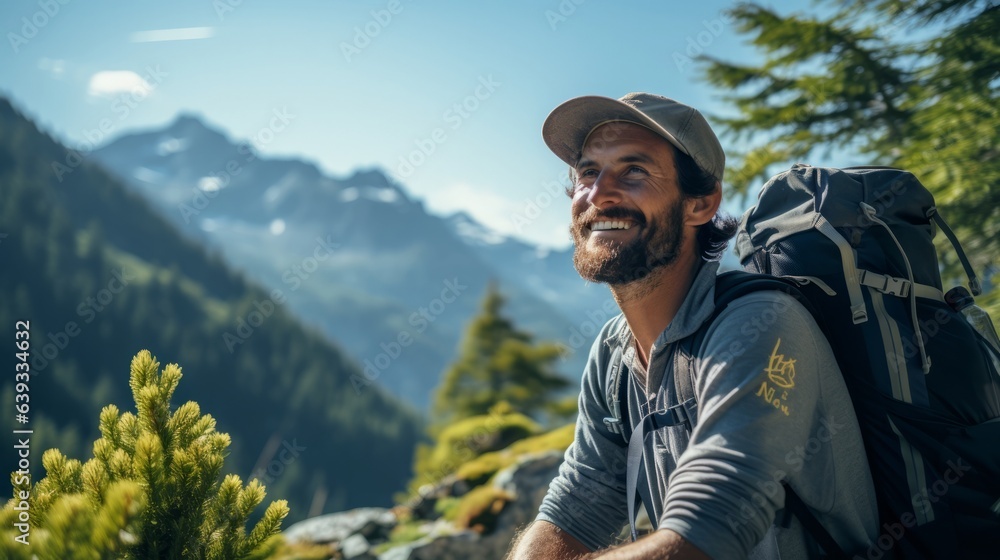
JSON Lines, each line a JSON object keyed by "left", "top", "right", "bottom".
{"left": 591, "top": 221, "right": 632, "bottom": 231}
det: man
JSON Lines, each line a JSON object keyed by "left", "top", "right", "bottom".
{"left": 508, "top": 93, "right": 878, "bottom": 559}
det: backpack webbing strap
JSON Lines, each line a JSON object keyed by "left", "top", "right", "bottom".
{"left": 673, "top": 336, "right": 700, "bottom": 426}
{"left": 626, "top": 405, "right": 691, "bottom": 541}
{"left": 928, "top": 207, "right": 981, "bottom": 295}
{"left": 782, "top": 482, "right": 848, "bottom": 559}
{"left": 603, "top": 346, "right": 628, "bottom": 442}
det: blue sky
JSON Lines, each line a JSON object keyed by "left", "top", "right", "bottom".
{"left": 1, "top": 0, "right": 819, "bottom": 249}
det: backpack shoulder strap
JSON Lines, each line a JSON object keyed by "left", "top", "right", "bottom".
{"left": 603, "top": 345, "right": 631, "bottom": 444}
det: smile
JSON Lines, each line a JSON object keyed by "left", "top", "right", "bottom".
{"left": 590, "top": 220, "right": 634, "bottom": 231}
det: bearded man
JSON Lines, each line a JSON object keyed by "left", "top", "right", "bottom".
{"left": 507, "top": 93, "right": 878, "bottom": 560}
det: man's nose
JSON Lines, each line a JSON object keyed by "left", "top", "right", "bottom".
{"left": 586, "top": 170, "right": 623, "bottom": 208}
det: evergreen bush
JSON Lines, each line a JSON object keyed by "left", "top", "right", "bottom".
{"left": 0, "top": 350, "right": 289, "bottom": 559}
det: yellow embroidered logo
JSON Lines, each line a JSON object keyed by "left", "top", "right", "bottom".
{"left": 755, "top": 338, "right": 796, "bottom": 416}
{"left": 765, "top": 338, "right": 796, "bottom": 389}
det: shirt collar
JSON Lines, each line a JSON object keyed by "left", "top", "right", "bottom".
{"left": 651, "top": 259, "right": 720, "bottom": 352}
{"left": 615, "top": 259, "right": 720, "bottom": 392}
{"left": 611, "top": 259, "right": 721, "bottom": 355}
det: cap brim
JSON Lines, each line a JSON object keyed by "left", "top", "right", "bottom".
{"left": 542, "top": 95, "right": 688, "bottom": 167}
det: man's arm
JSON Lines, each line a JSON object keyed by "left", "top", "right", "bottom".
{"left": 657, "top": 292, "right": 838, "bottom": 558}
{"left": 507, "top": 520, "right": 591, "bottom": 559}
{"left": 508, "top": 521, "right": 711, "bottom": 560}
{"left": 529, "top": 319, "right": 631, "bottom": 551}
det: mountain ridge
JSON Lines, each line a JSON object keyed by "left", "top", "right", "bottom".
{"left": 0, "top": 96, "right": 422, "bottom": 523}
{"left": 93, "top": 113, "right": 611, "bottom": 411}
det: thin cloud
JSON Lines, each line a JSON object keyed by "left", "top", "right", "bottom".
{"left": 130, "top": 27, "right": 215, "bottom": 43}
{"left": 88, "top": 71, "right": 152, "bottom": 97}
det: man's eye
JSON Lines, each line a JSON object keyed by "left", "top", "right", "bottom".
{"left": 626, "top": 165, "right": 647, "bottom": 175}
{"left": 578, "top": 169, "right": 598, "bottom": 178}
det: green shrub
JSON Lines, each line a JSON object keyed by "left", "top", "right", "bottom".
{"left": 372, "top": 520, "right": 430, "bottom": 555}
{"left": 454, "top": 453, "right": 508, "bottom": 488}
{"left": 408, "top": 406, "right": 541, "bottom": 495}
{"left": 434, "top": 496, "right": 461, "bottom": 521}
{"left": 0, "top": 350, "right": 289, "bottom": 559}
{"left": 455, "top": 423, "right": 574, "bottom": 487}
{"left": 452, "top": 486, "right": 513, "bottom": 534}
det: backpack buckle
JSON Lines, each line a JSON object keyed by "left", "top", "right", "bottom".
{"left": 604, "top": 417, "right": 623, "bottom": 435}
{"left": 859, "top": 270, "right": 911, "bottom": 298}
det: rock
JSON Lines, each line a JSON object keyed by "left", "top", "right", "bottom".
{"left": 448, "top": 476, "right": 471, "bottom": 498}
{"left": 341, "top": 533, "right": 376, "bottom": 560}
{"left": 487, "top": 451, "right": 564, "bottom": 545}
{"left": 290, "top": 452, "right": 567, "bottom": 560}
{"left": 284, "top": 507, "right": 396, "bottom": 545}
{"left": 407, "top": 477, "right": 452, "bottom": 520}
{"left": 378, "top": 530, "right": 480, "bottom": 560}
{"left": 494, "top": 450, "right": 564, "bottom": 499}
{"left": 377, "top": 451, "right": 565, "bottom": 560}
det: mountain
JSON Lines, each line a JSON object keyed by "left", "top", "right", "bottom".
{"left": 443, "top": 211, "right": 615, "bottom": 324}
{"left": 92, "top": 115, "right": 613, "bottom": 410}
{"left": 0, "top": 98, "right": 422, "bottom": 523}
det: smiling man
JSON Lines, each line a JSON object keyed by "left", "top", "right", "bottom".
{"left": 507, "top": 94, "right": 878, "bottom": 559}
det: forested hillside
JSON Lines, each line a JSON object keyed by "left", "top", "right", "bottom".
{"left": 0, "top": 98, "right": 421, "bottom": 523}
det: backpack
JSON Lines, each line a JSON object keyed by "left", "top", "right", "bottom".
{"left": 606, "top": 164, "right": 1000, "bottom": 558}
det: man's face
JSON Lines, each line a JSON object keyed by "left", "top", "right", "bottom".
{"left": 569, "top": 122, "right": 686, "bottom": 285}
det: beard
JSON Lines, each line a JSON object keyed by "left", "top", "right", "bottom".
{"left": 571, "top": 200, "right": 685, "bottom": 286}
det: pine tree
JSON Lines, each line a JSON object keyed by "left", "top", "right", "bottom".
{"left": 700, "top": 0, "right": 999, "bottom": 314}
{"left": 0, "top": 350, "right": 289, "bottom": 559}
{"left": 432, "top": 284, "right": 570, "bottom": 425}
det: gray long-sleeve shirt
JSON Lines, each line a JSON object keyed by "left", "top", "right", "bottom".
{"left": 537, "top": 260, "right": 878, "bottom": 559}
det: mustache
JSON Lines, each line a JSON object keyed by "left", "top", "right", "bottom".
{"left": 575, "top": 207, "right": 646, "bottom": 227}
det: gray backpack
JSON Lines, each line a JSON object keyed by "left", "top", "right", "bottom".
{"left": 607, "top": 165, "right": 1000, "bottom": 558}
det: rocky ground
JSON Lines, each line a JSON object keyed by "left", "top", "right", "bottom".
{"left": 281, "top": 451, "right": 564, "bottom": 560}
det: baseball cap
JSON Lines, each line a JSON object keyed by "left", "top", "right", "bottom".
{"left": 541, "top": 92, "right": 725, "bottom": 183}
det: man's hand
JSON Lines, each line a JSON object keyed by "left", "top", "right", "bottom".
{"left": 507, "top": 521, "right": 711, "bottom": 560}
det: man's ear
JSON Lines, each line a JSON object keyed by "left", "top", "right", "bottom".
{"left": 685, "top": 182, "right": 722, "bottom": 227}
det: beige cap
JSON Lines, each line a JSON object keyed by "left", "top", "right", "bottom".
{"left": 542, "top": 92, "right": 725, "bottom": 183}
